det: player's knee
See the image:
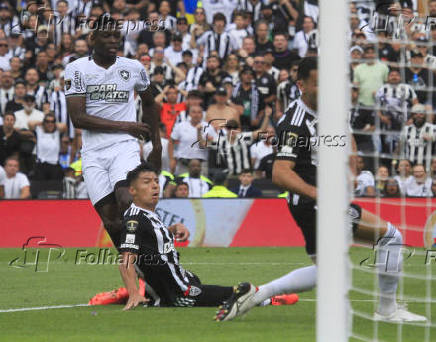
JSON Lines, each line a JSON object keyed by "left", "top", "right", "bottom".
{"left": 102, "top": 217, "right": 121, "bottom": 235}
{"left": 114, "top": 184, "right": 132, "bottom": 213}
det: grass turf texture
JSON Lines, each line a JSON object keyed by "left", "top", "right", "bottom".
{"left": 0, "top": 247, "right": 435, "bottom": 342}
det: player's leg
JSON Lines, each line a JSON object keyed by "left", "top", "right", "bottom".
{"left": 350, "top": 203, "right": 426, "bottom": 321}
{"left": 94, "top": 194, "right": 123, "bottom": 248}
{"left": 82, "top": 152, "right": 122, "bottom": 247}
{"left": 215, "top": 201, "right": 317, "bottom": 321}
{"left": 109, "top": 140, "right": 142, "bottom": 216}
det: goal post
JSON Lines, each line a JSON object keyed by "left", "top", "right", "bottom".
{"left": 317, "top": 0, "right": 350, "bottom": 341}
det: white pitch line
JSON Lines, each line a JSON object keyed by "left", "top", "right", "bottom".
{"left": 0, "top": 304, "right": 89, "bottom": 313}
{"left": 0, "top": 299, "right": 381, "bottom": 313}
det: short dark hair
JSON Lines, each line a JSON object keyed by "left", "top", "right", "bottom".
{"left": 187, "top": 90, "right": 203, "bottom": 99}
{"left": 3, "top": 112, "right": 15, "bottom": 120}
{"left": 212, "top": 170, "right": 228, "bottom": 185}
{"left": 297, "top": 57, "right": 317, "bottom": 81}
{"left": 213, "top": 12, "right": 226, "bottom": 24}
{"left": 126, "top": 162, "right": 158, "bottom": 186}
{"left": 240, "top": 169, "right": 252, "bottom": 175}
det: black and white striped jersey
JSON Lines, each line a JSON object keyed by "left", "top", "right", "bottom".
{"left": 120, "top": 204, "right": 190, "bottom": 293}
{"left": 375, "top": 83, "right": 417, "bottom": 130}
{"left": 28, "top": 85, "right": 51, "bottom": 110}
{"left": 209, "top": 131, "right": 254, "bottom": 175}
{"left": 400, "top": 123, "right": 436, "bottom": 171}
{"left": 196, "top": 30, "right": 238, "bottom": 60}
{"left": 236, "top": 0, "right": 266, "bottom": 21}
{"left": 275, "top": 98, "right": 318, "bottom": 188}
{"left": 51, "top": 13, "right": 76, "bottom": 47}
{"left": 50, "top": 90, "right": 75, "bottom": 139}
{"left": 0, "top": 87, "right": 14, "bottom": 116}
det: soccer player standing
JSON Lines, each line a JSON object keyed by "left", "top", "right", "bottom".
{"left": 215, "top": 57, "right": 427, "bottom": 323}
{"left": 65, "top": 15, "right": 162, "bottom": 249}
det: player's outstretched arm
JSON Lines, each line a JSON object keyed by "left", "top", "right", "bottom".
{"left": 139, "top": 88, "right": 162, "bottom": 171}
{"left": 272, "top": 159, "right": 317, "bottom": 200}
{"left": 119, "top": 252, "right": 148, "bottom": 311}
{"left": 66, "top": 96, "right": 151, "bottom": 139}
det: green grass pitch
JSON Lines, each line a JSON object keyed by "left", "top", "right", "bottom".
{"left": 0, "top": 247, "right": 435, "bottom": 342}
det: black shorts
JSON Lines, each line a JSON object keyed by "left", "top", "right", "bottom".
{"left": 288, "top": 198, "right": 362, "bottom": 256}
{"left": 288, "top": 199, "right": 317, "bottom": 256}
{"left": 139, "top": 264, "right": 232, "bottom": 307}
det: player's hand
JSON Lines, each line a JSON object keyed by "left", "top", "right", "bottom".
{"left": 127, "top": 122, "right": 151, "bottom": 140}
{"left": 169, "top": 223, "right": 190, "bottom": 242}
{"left": 123, "top": 292, "right": 148, "bottom": 311}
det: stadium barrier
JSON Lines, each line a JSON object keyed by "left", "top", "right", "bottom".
{"left": 1, "top": 198, "right": 435, "bottom": 248}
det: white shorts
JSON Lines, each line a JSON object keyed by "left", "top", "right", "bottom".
{"left": 82, "top": 140, "right": 140, "bottom": 205}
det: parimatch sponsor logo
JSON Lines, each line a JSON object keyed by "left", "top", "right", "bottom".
{"left": 87, "top": 84, "right": 129, "bottom": 102}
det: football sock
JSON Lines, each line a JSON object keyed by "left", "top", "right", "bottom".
{"left": 376, "top": 223, "right": 402, "bottom": 315}
{"left": 252, "top": 265, "right": 317, "bottom": 306}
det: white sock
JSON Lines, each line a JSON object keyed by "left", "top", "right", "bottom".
{"left": 376, "top": 223, "right": 402, "bottom": 315}
{"left": 252, "top": 265, "right": 317, "bottom": 306}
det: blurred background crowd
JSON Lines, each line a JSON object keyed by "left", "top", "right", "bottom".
{"left": 0, "top": 0, "right": 436, "bottom": 200}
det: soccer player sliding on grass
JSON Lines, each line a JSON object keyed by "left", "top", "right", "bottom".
{"left": 215, "top": 57, "right": 427, "bottom": 323}
{"left": 118, "top": 162, "right": 298, "bottom": 310}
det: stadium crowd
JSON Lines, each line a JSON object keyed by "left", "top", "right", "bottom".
{"left": 0, "top": 0, "right": 436, "bottom": 199}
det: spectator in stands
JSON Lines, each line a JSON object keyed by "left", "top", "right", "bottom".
{"left": 14, "top": 94, "right": 44, "bottom": 130}
{"left": 170, "top": 105, "right": 208, "bottom": 175}
{"left": 24, "top": 68, "right": 49, "bottom": 110}
{"left": 394, "top": 159, "right": 413, "bottom": 195}
{"left": 264, "top": 48, "right": 279, "bottom": 82}
{"left": 195, "top": 12, "right": 238, "bottom": 61}
{"left": 198, "top": 55, "right": 233, "bottom": 106}
{"left": 223, "top": 53, "right": 240, "bottom": 86}
{"left": 293, "top": 16, "right": 315, "bottom": 58}
{"left": 143, "top": 123, "right": 170, "bottom": 172}
{"left": 159, "top": 169, "right": 176, "bottom": 198}
{"left": 254, "top": 54, "right": 277, "bottom": 109}
{"left": 250, "top": 125, "right": 274, "bottom": 171}
{"left": 231, "top": 66, "right": 265, "bottom": 130}
{"left": 272, "top": 32, "right": 299, "bottom": 70}
{"left": 173, "top": 181, "right": 189, "bottom": 198}
{"left": 206, "top": 87, "right": 240, "bottom": 130}
{"left": 189, "top": 7, "right": 211, "bottom": 41}
{"left": 376, "top": 68, "right": 418, "bottom": 157}
{"left": 203, "top": 170, "right": 237, "bottom": 198}
{"left": 254, "top": 20, "right": 273, "bottom": 54}
{"left": 353, "top": 45, "right": 389, "bottom": 107}
{"left": 404, "top": 49, "right": 431, "bottom": 106}
{"left": 430, "top": 157, "right": 436, "bottom": 179}
{"left": 0, "top": 164, "right": 4, "bottom": 199}
{"left": 63, "top": 167, "right": 77, "bottom": 199}
{"left": 355, "top": 156, "right": 376, "bottom": 196}
{"left": 59, "top": 135, "right": 72, "bottom": 169}
{"left": 0, "top": 70, "right": 14, "bottom": 114}
{"left": 276, "top": 62, "right": 300, "bottom": 119}
{"left": 150, "top": 46, "right": 172, "bottom": 81}
{"left": 3, "top": 156, "right": 30, "bottom": 199}
{"left": 375, "top": 165, "right": 389, "bottom": 196}
{"left": 30, "top": 113, "right": 67, "bottom": 181}
{"left": 199, "top": 109, "right": 271, "bottom": 176}
{"left": 230, "top": 169, "right": 262, "bottom": 198}
{"left": 350, "top": 85, "right": 375, "bottom": 170}
{"left": 9, "top": 56, "right": 23, "bottom": 80}
{"left": 383, "top": 178, "right": 402, "bottom": 198}
{"left": 164, "top": 33, "right": 184, "bottom": 65}
{"left": 405, "top": 164, "right": 433, "bottom": 197}
{"left": 432, "top": 179, "right": 436, "bottom": 198}
{"left": 0, "top": 37, "right": 11, "bottom": 71}
{"left": 5, "top": 79, "right": 26, "bottom": 114}
{"left": 398, "top": 104, "right": 435, "bottom": 172}
{"left": 0, "top": 112, "right": 20, "bottom": 165}
{"left": 157, "top": 85, "right": 186, "bottom": 138}
{"left": 176, "top": 159, "right": 213, "bottom": 198}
